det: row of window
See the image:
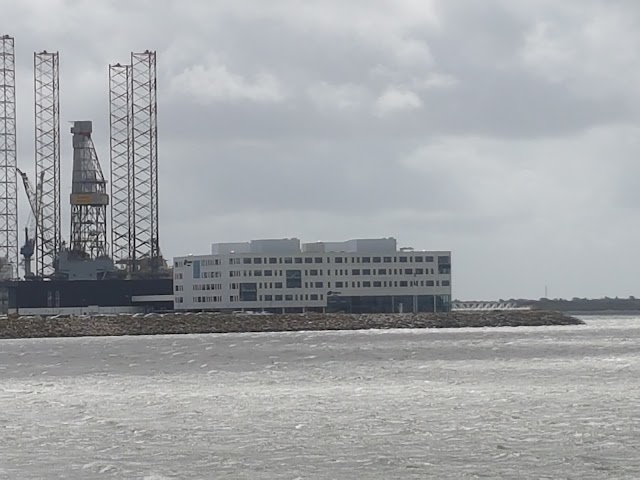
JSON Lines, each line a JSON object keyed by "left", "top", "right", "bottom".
{"left": 190, "top": 293, "right": 328, "bottom": 304}
{"left": 229, "top": 255, "right": 444, "bottom": 265}
{"left": 192, "top": 296, "right": 224, "bottom": 303}
{"left": 335, "top": 280, "right": 450, "bottom": 288}
{"left": 181, "top": 279, "right": 451, "bottom": 293}
{"left": 187, "top": 267, "right": 450, "bottom": 281}
{"left": 178, "top": 255, "right": 450, "bottom": 269}
{"left": 184, "top": 283, "right": 455, "bottom": 305}
{"left": 201, "top": 271, "right": 222, "bottom": 278}
{"left": 175, "top": 259, "right": 222, "bottom": 268}
{"left": 193, "top": 284, "right": 223, "bottom": 291}
{"left": 228, "top": 255, "right": 444, "bottom": 265}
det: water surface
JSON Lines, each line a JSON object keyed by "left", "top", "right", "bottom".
{"left": 0, "top": 316, "right": 638, "bottom": 479}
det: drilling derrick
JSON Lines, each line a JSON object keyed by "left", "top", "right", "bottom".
{"left": 69, "top": 121, "right": 109, "bottom": 259}
{"left": 130, "top": 50, "right": 159, "bottom": 273}
{"left": 0, "top": 35, "right": 18, "bottom": 278}
{"left": 34, "top": 51, "right": 61, "bottom": 277}
{"left": 109, "top": 63, "right": 132, "bottom": 270}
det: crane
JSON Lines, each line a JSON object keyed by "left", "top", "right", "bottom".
{"left": 17, "top": 168, "right": 44, "bottom": 278}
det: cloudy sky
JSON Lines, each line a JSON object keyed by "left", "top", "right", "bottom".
{"left": 5, "top": 0, "right": 640, "bottom": 300}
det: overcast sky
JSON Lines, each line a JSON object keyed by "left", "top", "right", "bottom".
{"left": 5, "top": 0, "right": 640, "bottom": 300}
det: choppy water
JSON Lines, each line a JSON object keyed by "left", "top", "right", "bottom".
{"left": 0, "top": 316, "right": 639, "bottom": 479}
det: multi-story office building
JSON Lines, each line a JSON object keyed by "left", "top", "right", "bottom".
{"left": 173, "top": 238, "right": 451, "bottom": 314}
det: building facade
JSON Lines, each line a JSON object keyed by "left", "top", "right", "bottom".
{"left": 173, "top": 238, "right": 451, "bottom": 314}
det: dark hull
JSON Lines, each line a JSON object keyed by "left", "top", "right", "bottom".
{"left": 1, "top": 279, "right": 173, "bottom": 311}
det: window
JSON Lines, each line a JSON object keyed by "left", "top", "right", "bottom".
{"left": 240, "top": 283, "right": 257, "bottom": 301}
{"left": 405, "top": 268, "right": 413, "bottom": 275}
{"left": 383, "top": 256, "right": 392, "bottom": 263}
{"left": 229, "top": 258, "right": 240, "bottom": 265}
{"left": 286, "top": 270, "right": 302, "bottom": 288}
{"left": 373, "top": 281, "right": 382, "bottom": 288}
{"left": 284, "top": 257, "right": 293, "bottom": 264}
{"left": 335, "top": 281, "right": 344, "bottom": 288}
{"left": 254, "top": 258, "right": 262, "bottom": 264}
{"left": 373, "top": 257, "right": 381, "bottom": 263}
{"left": 425, "top": 256, "right": 434, "bottom": 262}
{"left": 352, "top": 269, "right": 360, "bottom": 275}
{"left": 254, "top": 270, "right": 263, "bottom": 277}
{"left": 275, "top": 295, "right": 283, "bottom": 301}
{"left": 414, "top": 256, "right": 424, "bottom": 262}
{"left": 415, "top": 268, "right": 424, "bottom": 275}
{"left": 399, "top": 256, "right": 408, "bottom": 263}
{"left": 275, "top": 282, "right": 283, "bottom": 289}
{"left": 243, "top": 258, "right": 252, "bottom": 264}
{"left": 310, "top": 294, "right": 319, "bottom": 301}
{"left": 309, "top": 269, "right": 319, "bottom": 276}
{"left": 362, "top": 257, "right": 371, "bottom": 263}
{"left": 269, "top": 257, "right": 277, "bottom": 264}
{"left": 315, "top": 282, "right": 323, "bottom": 288}
{"left": 363, "top": 281, "right": 371, "bottom": 288}
{"left": 378, "top": 268, "right": 387, "bottom": 275}
{"left": 295, "top": 258, "right": 303, "bottom": 264}
{"left": 305, "top": 257, "right": 313, "bottom": 264}
{"left": 264, "top": 270, "right": 273, "bottom": 276}
{"left": 426, "top": 280, "right": 434, "bottom": 286}
{"left": 314, "top": 257, "right": 323, "bottom": 264}
{"left": 363, "top": 269, "right": 371, "bottom": 275}
{"left": 335, "top": 257, "right": 343, "bottom": 264}
{"left": 285, "top": 294, "right": 294, "bottom": 301}
{"left": 442, "top": 280, "right": 451, "bottom": 287}
{"left": 399, "top": 281, "right": 408, "bottom": 287}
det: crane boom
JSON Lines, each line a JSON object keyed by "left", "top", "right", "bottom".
{"left": 17, "top": 168, "right": 44, "bottom": 220}
{"left": 17, "top": 168, "right": 37, "bottom": 216}
{"left": 17, "top": 168, "right": 45, "bottom": 278}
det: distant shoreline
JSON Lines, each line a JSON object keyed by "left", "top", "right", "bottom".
{"left": 565, "top": 310, "right": 640, "bottom": 316}
{"left": 0, "top": 311, "right": 584, "bottom": 340}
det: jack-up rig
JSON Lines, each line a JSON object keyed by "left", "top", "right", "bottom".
{"left": 0, "top": 36, "right": 173, "bottom": 314}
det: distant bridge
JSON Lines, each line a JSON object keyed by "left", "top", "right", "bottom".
{"left": 452, "top": 301, "right": 531, "bottom": 311}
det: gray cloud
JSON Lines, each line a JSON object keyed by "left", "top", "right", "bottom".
{"left": 4, "top": 0, "right": 640, "bottom": 299}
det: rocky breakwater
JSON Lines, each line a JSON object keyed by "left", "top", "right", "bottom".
{"left": 0, "top": 310, "right": 583, "bottom": 339}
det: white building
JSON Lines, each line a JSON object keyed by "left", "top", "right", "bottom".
{"left": 173, "top": 238, "right": 451, "bottom": 314}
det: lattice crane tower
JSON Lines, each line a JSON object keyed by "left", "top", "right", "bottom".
{"left": 0, "top": 35, "right": 18, "bottom": 278}
{"left": 34, "top": 50, "right": 61, "bottom": 277}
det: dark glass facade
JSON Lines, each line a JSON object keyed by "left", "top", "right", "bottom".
{"left": 327, "top": 294, "right": 451, "bottom": 314}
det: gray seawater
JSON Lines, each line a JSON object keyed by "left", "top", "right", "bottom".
{"left": 0, "top": 316, "right": 639, "bottom": 479}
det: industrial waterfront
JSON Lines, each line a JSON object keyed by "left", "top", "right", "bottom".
{"left": 0, "top": 316, "right": 638, "bottom": 479}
